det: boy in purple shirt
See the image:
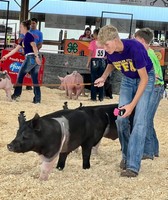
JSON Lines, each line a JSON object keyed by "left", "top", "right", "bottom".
{"left": 95, "top": 25, "right": 155, "bottom": 177}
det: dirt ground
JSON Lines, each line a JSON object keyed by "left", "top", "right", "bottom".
{"left": 0, "top": 87, "right": 168, "bottom": 200}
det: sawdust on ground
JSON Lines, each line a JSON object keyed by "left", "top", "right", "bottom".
{"left": 0, "top": 87, "right": 168, "bottom": 200}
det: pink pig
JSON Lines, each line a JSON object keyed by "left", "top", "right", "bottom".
{"left": 0, "top": 70, "right": 12, "bottom": 101}
{"left": 58, "top": 71, "right": 84, "bottom": 99}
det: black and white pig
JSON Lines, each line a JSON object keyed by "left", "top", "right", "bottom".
{"left": 78, "top": 104, "right": 118, "bottom": 140}
{"left": 7, "top": 107, "right": 111, "bottom": 181}
{"left": 62, "top": 101, "right": 118, "bottom": 141}
{"left": 37, "top": 103, "right": 119, "bottom": 164}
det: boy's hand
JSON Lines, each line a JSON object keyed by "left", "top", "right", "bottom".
{"left": 94, "top": 77, "right": 105, "bottom": 87}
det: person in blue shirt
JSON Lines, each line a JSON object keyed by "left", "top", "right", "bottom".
{"left": 30, "top": 18, "right": 43, "bottom": 50}
{"left": 27, "top": 18, "right": 43, "bottom": 90}
{"left": 19, "top": 18, "right": 43, "bottom": 90}
{"left": 0, "top": 20, "right": 41, "bottom": 103}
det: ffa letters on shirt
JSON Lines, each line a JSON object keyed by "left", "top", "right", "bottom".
{"left": 113, "top": 59, "right": 136, "bottom": 72}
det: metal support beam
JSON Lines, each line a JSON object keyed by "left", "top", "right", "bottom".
{"left": 100, "top": 11, "right": 133, "bottom": 38}
{"left": 0, "top": 0, "right": 10, "bottom": 49}
{"left": 19, "top": 0, "right": 43, "bottom": 22}
{"left": 20, "top": 0, "right": 29, "bottom": 22}
{"left": 29, "top": 0, "right": 43, "bottom": 12}
{"left": 14, "top": 0, "right": 21, "bottom": 7}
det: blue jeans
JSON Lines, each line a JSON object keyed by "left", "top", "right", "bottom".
{"left": 90, "top": 58, "right": 106, "bottom": 100}
{"left": 116, "top": 69, "right": 155, "bottom": 173}
{"left": 144, "top": 84, "right": 164, "bottom": 158}
{"left": 13, "top": 55, "right": 41, "bottom": 102}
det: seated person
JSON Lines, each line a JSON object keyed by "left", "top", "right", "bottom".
{"left": 79, "top": 27, "right": 92, "bottom": 41}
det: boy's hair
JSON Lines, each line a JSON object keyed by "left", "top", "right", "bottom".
{"left": 134, "top": 28, "right": 153, "bottom": 44}
{"left": 31, "top": 18, "right": 38, "bottom": 23}
{"left": 97, "top": 25, "right": 119, "bottom": 45}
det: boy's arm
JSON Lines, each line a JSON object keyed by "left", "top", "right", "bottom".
{"left": 102, "top": 63, "right": 115, "bottom": 80}
{"left": 94, "top": 63, "right": 115, "bottom": 87}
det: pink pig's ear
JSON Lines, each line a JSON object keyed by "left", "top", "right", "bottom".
{"left": 58, "top": 76, "right": 64, "bottom": 81}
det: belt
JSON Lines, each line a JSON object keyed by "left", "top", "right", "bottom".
{"left": 25, "top": 52, "right": 35, "bottom": 56}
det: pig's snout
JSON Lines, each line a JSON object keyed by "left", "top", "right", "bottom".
{"left": 7, "top": 144, "right": 14, "bottom": 152}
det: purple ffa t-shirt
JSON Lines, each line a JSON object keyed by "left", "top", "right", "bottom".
{"left": 19, "top": 32, "right": 34, "bottom": 55}
{"left": 107, "top": 39, "right": 153, "bottom": 78}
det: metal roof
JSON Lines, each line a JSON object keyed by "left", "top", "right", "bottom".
{"left": 1, "top": 0, "right": 168, "bottom": 22}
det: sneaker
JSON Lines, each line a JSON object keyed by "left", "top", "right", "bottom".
{"left": 32, "top": 100, "right": 41, "bottom": 104}
{"left": 33, "top": 101, "right": 40, "bottom": 104}
{"left": 120, "top": 169, "right": 138, "bottom": 177}
{"left": 32, "top": 97, "right": 41, "bottom": 104}
{"left": 142, "top": 155, "right": 154, "bottom": 160}
{"left": 11, "top": 94, "right": 20, "bottom": 102}
{"left": 26, "top": 86, "right": 33, "bottom": 90}
{"left": 120, "top": 159, "right": 126, "bottom": 170}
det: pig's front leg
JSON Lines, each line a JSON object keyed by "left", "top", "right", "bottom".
{"left": 39, "top": 158, "right": 57, "bottom": 181}
{"left": 74, "top": 88, "right": 82, "bottom": 100}
{"left": 68, "top": 89, "right": 73, "bottom": 99}
{"left": 81, "top": 144, "right": 92, "bottom": 169}
{"left": 56, "top": 152, "right": 69, "bottom": 170}
{"left": 65, "top": 89, "right": 69, "bottom": 97}
{"left": 5, "top": 89, "right": 12, "bottom": 101}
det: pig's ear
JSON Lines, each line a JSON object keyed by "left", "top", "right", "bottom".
{"left": 18, "top": 111, "right": 26, "bottom": 126}
{"left": 58, "top": 76, "right": 63, "bottom": 81}
{"left": 63, "top": 101, "right": 68, "bottom": 110}
{"left": 31, "top": 113, "right": 41, "bottom": 131}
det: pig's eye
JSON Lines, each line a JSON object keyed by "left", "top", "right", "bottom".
{"left": 22, "top": 132, "right": 30, "bottom": 139}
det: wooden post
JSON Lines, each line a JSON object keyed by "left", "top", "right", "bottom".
{"left": 20, "top": 0, "right": 29, "bottom": 22}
